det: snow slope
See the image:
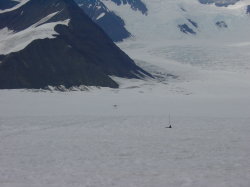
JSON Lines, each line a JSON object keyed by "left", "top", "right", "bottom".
{"left": 102, "top": 0, "right": 250, "bottom": 42}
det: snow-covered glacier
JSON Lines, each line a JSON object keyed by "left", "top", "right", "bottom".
{"left": 0, "top": 0, "right": 250, "bottom": 187}
{"left": 101, "top": 0, "right": 250, "bottom": 41}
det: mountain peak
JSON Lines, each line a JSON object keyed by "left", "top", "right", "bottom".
{"left": 0, "top": 0, "right": 151, "bottom": 89}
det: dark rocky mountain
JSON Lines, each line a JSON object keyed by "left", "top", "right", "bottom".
{"left": 0, "top": 0, "right": 151, "bottom": 89}
{"left": 74, "top": 0, "right": 148, "bottom": 42}
{"left": 199, "top": 0, "right": 240, "bottom": 7}
{"left": 247, "top": 5, "right": 250, "bottom": 14}
{"left": 110, "top": 0, "right": 148, "bottom": 15}
{"left": 0, "top": 0, "right": 19, "bottom": 10}
{"left": 75, "top": 0, "right": 131, "bottom": 42}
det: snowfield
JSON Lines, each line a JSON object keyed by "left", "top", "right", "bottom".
{"left": 102, "top": 0, "right": 250, "bottom": 42}
{"left": 1, "top": 0, "right": 250, "bottom": 186}
{"left": 0, "top": 58, "right": 250, "bottom": 186}
{"left": 0, "top": 115, "right": 250, "bottom": 187}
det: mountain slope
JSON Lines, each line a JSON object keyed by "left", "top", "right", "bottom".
{"left": 0, "top": 0, "right": 150, "bottom": 89}
{"left": 100, "top": 0, "right": 250, "bottom": 42}
{"left": 0, "top": 0, "right": 19, "bottom": 10}
{"left": 74, "top": 0, "right": 148, "bottom": 42}
{"left": 75, "top": 0, "right": 131, "bottom": 42}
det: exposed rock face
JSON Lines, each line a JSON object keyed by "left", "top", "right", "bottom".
{"left": 0, "top": 0, "right": 19, "bottom": 10}
{"left": 75, "top": 0, "right": 131, "bottom": 42}
{"left": 216, "top": 21, "right": 228, "bottom": 28}
{"left": 110, "top": 0, "right": 148, "bottom": 15}
{"left": 199, "top": 0, "right": 240, "bottom": 7}
{"left": 247, "top": 5, "right": 250, "bottom": 14}
{"left": 178, "top": 24, "right": 196, "bottom": 35}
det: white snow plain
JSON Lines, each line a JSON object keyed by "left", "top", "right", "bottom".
{"left": 0, "top": 74, "right": 250, "bottom": 187}
{"left": 1, "top": 0, "right": 250, "bottom": 186}
{"left": 0, "top": 41, "right": 250, "bottom": 186}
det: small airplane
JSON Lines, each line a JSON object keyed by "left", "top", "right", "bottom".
{"left": 165, "top": 114, "right": 172, "bottom": 128}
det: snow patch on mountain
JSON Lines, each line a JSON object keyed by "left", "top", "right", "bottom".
{"left": 96, "top": 12, "right": 105, "bottom": 20}
{"left": 0, "top": 0, "right": 30, "bottom": 13}
{"left": 0, "top": 12, "right": 70, "bottom": 55}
